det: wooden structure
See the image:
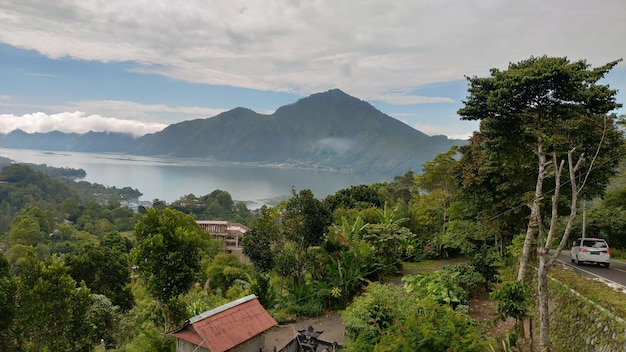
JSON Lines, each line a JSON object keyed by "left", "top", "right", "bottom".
{"left": 169, "top": 294, "right": 277, "bottom": 352}
{"left": 197, "top": 221, "right": 248, "bottom": 251}
{"left": 276, "top": 326, "right": 342, "bottom": 352}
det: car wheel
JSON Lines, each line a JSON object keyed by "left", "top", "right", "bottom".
{"left": 604, "top": 263, "right": 610, "bottom": 268}
{"left": 571, "top": 257, "right": 575, "bottom": 263}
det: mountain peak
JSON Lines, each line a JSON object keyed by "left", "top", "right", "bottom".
{"left": 0, "top": 90, "right": 465, "bottom": 177}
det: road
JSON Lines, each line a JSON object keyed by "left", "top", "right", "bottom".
{"left": 554, "top": 250, "right": 626, "bottom": 290}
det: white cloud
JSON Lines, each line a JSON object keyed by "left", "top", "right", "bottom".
{"left": 412, "top": 123, "right": 444, "bottom": 137}
{"left": 61, "top": 100, "right": 226, "bottom": 124}
{"left": 0, "top": 0, "right": 625, "bottom": 106}
{"left": 373, "top": 93, "right": 455, "bottom": 105}
{"left": 0, "top": 111, "right": 167, "bottom": 136}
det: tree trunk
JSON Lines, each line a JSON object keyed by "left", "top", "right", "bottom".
{"left": 517, "top": 142, "right": 547, "bottom": 281}
{"left": 537, "top": 248, "right": 550, "bottom": 350}
{"left": 536, "top": 149, "right": 583, "bottom": 351}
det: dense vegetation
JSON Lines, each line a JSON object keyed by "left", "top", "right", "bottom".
{"left": 1, "top": 56, "right": 625, "bottom": 351}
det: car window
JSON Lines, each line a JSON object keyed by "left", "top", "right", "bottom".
{"left": 582, "top": 239, "right": 607, "bottom": 248}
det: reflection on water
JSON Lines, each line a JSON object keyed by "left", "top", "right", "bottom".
{"left": 0, "top": 148, "right": 387, "bottom": 208}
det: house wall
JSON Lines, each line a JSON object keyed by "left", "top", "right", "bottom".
{"left": 176, "top": 339, "right": 211, "bottom": 352}
{"left": 227, "top": 334, "right": 265, "bottom": 352}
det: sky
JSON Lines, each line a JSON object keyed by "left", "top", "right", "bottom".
{"left": 1, "top": 0, "right": 626, "bottom": 140}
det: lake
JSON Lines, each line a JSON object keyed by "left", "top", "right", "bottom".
{"left": 0, "top": 148, "right": 388, "bottom": 208}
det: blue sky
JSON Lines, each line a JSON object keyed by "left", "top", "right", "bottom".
{"left": 1, "top": 1, "right": 625, "bottom": 139}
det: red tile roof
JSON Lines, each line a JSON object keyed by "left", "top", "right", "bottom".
{"left": 170, "top": 295, "right": 277, "bottom": 352}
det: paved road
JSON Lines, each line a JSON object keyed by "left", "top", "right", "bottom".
{"left": 554, "top": 250, "right": 626, "bottom": 289}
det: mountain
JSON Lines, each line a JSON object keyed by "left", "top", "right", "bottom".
{"left": 0, "top": 130, "right": 135, "bottom": 152}
{"left": 0, "top": 89, "right": 466, "bottom": 177}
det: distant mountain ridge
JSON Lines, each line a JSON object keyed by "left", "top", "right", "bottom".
{"left": 0, "top": 89, "right": 466, "bottom": 177}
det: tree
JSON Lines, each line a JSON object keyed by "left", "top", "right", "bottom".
{"left": 0, "top": 253, "right": 17, "bottom": 351}
{"left": 282, "top": 188, "right": 332, "bottom": 281}
{"left": 363, "top": 203, "right": 412, "bottom": 274}
{"left": 130, "top": 208, "right": 204, "bottom": 331}
{"left": 60, "top": 197, "right": 82, "bottom": 222}
{"left": 458, "top": 56, "right": 625, "bottom": 350}
{"left": 65, "top": 246, "right": 134, "bottom": 311}
{"left": 205, "top": 253, "right": 252, "bottom": 293}
{"left": 416, "top": 146, "right": 459, "bottom": 234}
{"left": 14, "top": 250, "right": 94, "bottom": 351}
{"left": 242, "top": 206, "right": 280, "bottom": 273}
{"left": 101, "top": 231, "right": 134, "bottom": 253}
{"left": 323, "top": 184, "right": 385, "bottom": 215}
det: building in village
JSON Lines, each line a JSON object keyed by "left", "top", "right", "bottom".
{"left": 169, "top": 294, "right": 277, "bottom": 352}
{"left": 197, "top": 220, "right": 248, "bottom": 255}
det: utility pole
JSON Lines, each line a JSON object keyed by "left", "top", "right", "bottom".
{"left": 582, "top": 200, "right": 586, "bottom": 239}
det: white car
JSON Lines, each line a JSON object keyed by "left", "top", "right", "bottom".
{"left": 570, "top": 238, "right": 610, "bottom": 268}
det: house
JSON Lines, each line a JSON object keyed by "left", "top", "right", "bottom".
{"left": 197, "top": 220, "right": 249, "bottom": 252}
{"left": 169, "top": 294, "right": 277, "bottom": 352}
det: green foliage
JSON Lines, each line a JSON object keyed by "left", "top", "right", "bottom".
{"left": 0, "top": 253, "right": 17, "bottom": 350}
{"left": 116, "top": 327, "right": 175, "bottom": 352}
{"left": 602, "top": 186, "right": 626, "bottom": 209}
{"left": 469, "top": 247, "right": 501, "bottom": 290}
{"left": 169, "top": 190, "right": 254, "bottom": 225}
{"left": 65, "top": 246, "right": 134, "bottom": 311}
{"left": 443, "top": 263, "right": 487, "bottom": 294}
{"left": 13, "top": 251, "right": 95, "bottom": 351}
{"left": 373, "top": 298, "right": 486, "bottom": 352}
{"left": 490, "top": 281, "right": 531, "bottom": 323}
{"left": 343, "top": 282, "right": 487, "bottom": 352}
{"left": 363, "top": 203, "right": 412, "bottom": 275}
{"left": 205, "top": 252, "right": 252, "bottom": 293}
{"left": 249, "top": 273, "right": 275, "bottom": 309}
{"left": 324, "top": 184, "right": 385, "bottom": 215}
{"left": 87, "top": 293, "right": 121, "bottom": 347}
{"left": 456, "top": 56, "right": 625, "bottom": 240}
{"left": 102, "top": 231, "right": 134, "bottom": 253}
{"left": 242, "top": 206, "right": 280, "bottom": 273}
{"left": 572, "top": 205, "right": 626, "bottom": 249}
{"left": 403, "top": 271, "right": 466, "bottom": 307}
{"left": 343, "top": 283, "right": 407, "bottom": 343}
{"left": 283, "top": 189, "right": 332, "bottom": 269}
{"left": 131, "top": 208, "right": 204, "bottom": 331}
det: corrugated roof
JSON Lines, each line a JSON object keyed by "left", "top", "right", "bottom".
{"left": 170, "top": 294, "right": 277, "bottom": 352}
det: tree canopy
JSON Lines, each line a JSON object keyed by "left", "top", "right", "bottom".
{"left": 456, "top": 56, "right": 625, "bottom": 236}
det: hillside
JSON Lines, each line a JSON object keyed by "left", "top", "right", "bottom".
{"left": 0, "top": 89, "right": 465, "bottom": 177}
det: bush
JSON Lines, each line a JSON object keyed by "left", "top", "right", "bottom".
{"left": 470, "top": 247, "right": 501, "bottom": 290}
{"left": 403, "top": 270, "right": 468, "bottom": 307}
{"left": 443, "top": 263, "right": 486, "bottom": 295}
{"left": 342, "top": 283, "right": 488, "bottom": 352}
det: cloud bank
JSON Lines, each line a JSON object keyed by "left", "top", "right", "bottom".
{"left": 0, "top": 111, "right": 167, "bottom": 137}
{"left": 1, "top": 0, "right": 624, "bottom": 105}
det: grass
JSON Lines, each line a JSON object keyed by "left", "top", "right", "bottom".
{"left": 401, "top": 257, "right": 468, "bottom": 275}
{"left": 550, "top": 265, "right": 626, "bottom": 319}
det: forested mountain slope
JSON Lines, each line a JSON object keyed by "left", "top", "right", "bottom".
{"left": 0, "top": 89, "right": 465, "bottom": 177}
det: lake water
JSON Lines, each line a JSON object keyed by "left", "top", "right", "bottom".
{"left": 0, "top": 148, "right": 388, "bottom": 208}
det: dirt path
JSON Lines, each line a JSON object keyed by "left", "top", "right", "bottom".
{"left": 264, "top": 313, "right": 345, "bottom": 351}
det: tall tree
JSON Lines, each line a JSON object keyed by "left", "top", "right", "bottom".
{"left": 65, "top": 246, "right": 134, "bottom": 311}
{"left": 14, "top": 250, "right": 94, "bottom": 352}
{"left": 131, "top": 208, "right": 204, "bottom": 331}
{"left": 415, "top": 146, "right": 460, "bottom": 235}
{"left": 457, "top": 56, "right": 624, "bottom": 350}
{"left": 0, "top": 253, "right": 17, "bottom": 351}
{"left": 282, "top": 188, "right": 332, "bottom": 281}
{"left": 242, "top": 206, "right": 280, "bottom": 273}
